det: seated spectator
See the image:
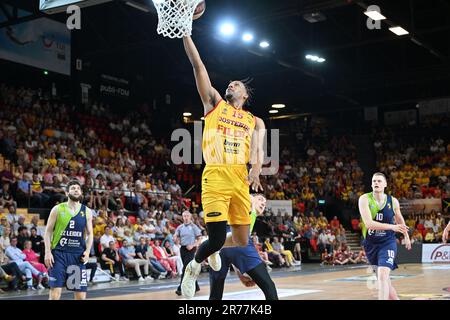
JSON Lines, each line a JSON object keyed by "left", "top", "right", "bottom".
{"left": 43, "top": 175, "right": 66, "bottom": 206}
{"left": 101, "top": 241, "right": 127, "bottom": 281}
{"left": 26, "top": 215, "right": 45, "bottom": 237}
{"left": 0, "top": 183, "right": 17, "bottom": 210}
{"left": 0, "top": 227, "right": 11, "bottom": 255}
{"left": 118, "top": 239, "right": 152, "bottom": 282}
{"left": 330, "top": 216, "right": 340, "bottom": 231}
{"left": 100, "top": 226, "right": 115, "bottom": 252}
{"left": 13, "top": 215, "right": 26, "bottom": 236}
{"left": 0, "top": 261, "right": 25, "bottom": 291}
{"left": 351, "top": 248, "right": 368, "bottom": 264}
{"left": 151, "top": 239, "right": 177, "bottom": 277}
{"left": 112, "top": 218, "right": 125, "bottom": 241}
{"left": 122, "top": 229, "right": 135, "bottom": 246}
{"left": 30, "top": 174, "right": 50, "bottom": 208}
{"left": 351, "top": 218, "right": 361, "bottom": 232}
{"left": 263, "top": 238, "right": 285, "bottom": 267}
{"left": 17, "top": 226, "right": 30, "bottom": 250}
{"left": 163, "top": 240, "right": 183, "bottom": 275}
{"left": 22, "top": 240, "right": 48, "bottom": 289}
{"left": 321, "top": 248, "right": 334, "bottom": 266}
{"left": 134, "top": 237, "right": 164, "bottom": 279}
{"left": 5, "top": 206, "right": 19, "bottom": 228}
{"left": 0, "top": 216, "right": 8, "bottom": 236}
{"left": 254, "top": 243, "right": 273, "bottom": 271}
{"left": 142, "top": 218, "right": 156, "bottom": 240}
{"left": 411, "top": 229, "right": 423, "bottom": 244}
{"left": 29, "top": 227, "right": 44, "bottom": 258}
{"left": 318, "top": 229, "right": 331, "bottom": 254}
{"left": 5, "top": 237, "right": 46, "bottom": 290}
{"left": 0, "top": 265, "right": 15, "bottom": 284}
{"left": 335, "top": 229, "right": 347, "bottom": 245}
{"left": 93, "top": 217, "right": 106, "bottom": 237}
{"left": 333, "top": 243, "right": 350, "bottom": 265}
{"left": 424, "top": 228, "right": 436, "bottom": 243}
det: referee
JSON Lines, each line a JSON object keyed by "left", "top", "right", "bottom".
{"left": 174, "top": 210, "right": 202, "bottom": 296}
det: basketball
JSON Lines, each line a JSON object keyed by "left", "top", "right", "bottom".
{"left": 193, "top": 0, "right": 206, "bottom": 20}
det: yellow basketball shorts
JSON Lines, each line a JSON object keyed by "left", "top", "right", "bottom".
{"left": 201, "top": 165, "right": 251, "bottom": 226}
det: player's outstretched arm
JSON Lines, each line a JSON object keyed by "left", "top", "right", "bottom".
{"left": 358, "top": 194, "right": 408, "bottom": 233}
{"left": 183, "top": 36, "right": 222, "bottom": 115}
{"left": 248, "top": 117, "right": 265, "bottom": 192}
{"left": 44, "top": 206, "right": 58, "bottom": 268}
{"left": 393, "top": 197, "right": 411, "bottom": 250}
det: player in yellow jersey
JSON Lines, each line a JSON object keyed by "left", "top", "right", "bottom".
{"left": 181, "top": 36, "right": 266, "bottom": 298}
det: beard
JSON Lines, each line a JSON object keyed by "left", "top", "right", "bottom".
{"left": 225, "top": 92, "right": 234, "bottom": 101}
{"left": 68, "top": 194, "right": 83, "bottom": 202}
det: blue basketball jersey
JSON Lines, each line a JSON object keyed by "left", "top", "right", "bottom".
{"left": 52, "top": 203, "right": 87, "bottom": 254}
{"left": 365, "top": 194, "right": 396, "bottom": 244}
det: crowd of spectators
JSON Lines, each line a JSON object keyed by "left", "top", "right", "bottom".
{"left": 1, "top": 82, "right": 449, "bottom": 293}
{"left": 401, "top": 211, "right": 448, "bottom": 244}
{"left": 373, "top": 126, "right": 449, "bottom": 201}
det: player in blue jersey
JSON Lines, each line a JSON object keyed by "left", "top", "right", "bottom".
{"left": 44, "top": 180, "right": 94, "bottom": 300}
{"left": 358, "top": 172, "right": 411, "bottom": 300}
{"left": 209, "top": 194, "right": 278, "bottom": 300}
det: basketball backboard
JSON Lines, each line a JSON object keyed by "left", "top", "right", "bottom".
{"left": 39, "top": 0, "right": 113, "bottom": 14}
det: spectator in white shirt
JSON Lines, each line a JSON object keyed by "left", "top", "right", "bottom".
{"left": 100, "top": 226, "right": 116, "bottom": 251}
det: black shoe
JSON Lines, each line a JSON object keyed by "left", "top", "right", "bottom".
{"left": 175, "top": 289, "right": 182, "bottom": 296}
{"left": 196, "top": 287, "right": 200, "bottom": 292}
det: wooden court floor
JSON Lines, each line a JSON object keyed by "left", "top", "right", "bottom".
{"left": 89, "top": 264, "right": 450, "bottom": 300}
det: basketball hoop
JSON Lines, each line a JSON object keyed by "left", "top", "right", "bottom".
{"left": 152, "top": 0, "right": 203, "bottom": 38}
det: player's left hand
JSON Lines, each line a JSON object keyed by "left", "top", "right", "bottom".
{"left": 404, "top": 238, "right": 412, "bottom": 250}
{"left": 247, "top": 168, "right": 263, "bottom": 192}
{"left": 238, "top": 273, "right": 256, "bottom": 287}
{"left": 81, "top": 251, "right": 90, "bottom": 264}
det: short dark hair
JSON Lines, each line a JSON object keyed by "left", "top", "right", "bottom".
{"left": 18, "top": 226, "right": 28, "bottom": 233}
{"left": 30, "top": 227, "right": 37, "bottom": 232}
{"left": 66, "top": 179, "right": 82, "bottom": 192}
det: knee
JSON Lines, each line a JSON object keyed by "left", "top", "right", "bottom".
{"left": 232, "top": 235, "right": 248, "bottom": 247}
{"left": 377, "top": 268, "right": 390, "bottom": 282}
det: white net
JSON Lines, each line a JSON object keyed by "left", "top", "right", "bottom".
{"left": 152, "top": 0, "right": 203, "bottom": 38}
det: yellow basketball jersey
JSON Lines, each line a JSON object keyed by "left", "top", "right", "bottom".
{"left": 202, "top": 100, "right": 256, "bottom": 165}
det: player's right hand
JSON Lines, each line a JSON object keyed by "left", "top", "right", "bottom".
{"left": 392, "top": 224, "right": 408, "bottom": 234}
{"left": 247, "top": 169, "right": 263, "bottom": 192}
{"left": 45, "top": 251, "right": 54, "bottom": 269}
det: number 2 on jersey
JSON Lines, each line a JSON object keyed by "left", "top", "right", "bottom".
{"left": 69, "top": 220, "right": 75, "bottom": 229}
